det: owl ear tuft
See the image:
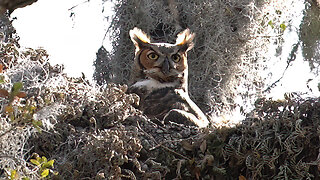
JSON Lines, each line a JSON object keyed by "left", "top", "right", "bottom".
{"left": 130, "top": 27, "right": 151, "bottom": 51}
{"left": 175, "top": 29, "right": 195, "bottom": 52}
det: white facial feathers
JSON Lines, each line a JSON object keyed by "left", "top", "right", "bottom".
{"left": 132, "top": 79, "right": 178, "bottom": 91}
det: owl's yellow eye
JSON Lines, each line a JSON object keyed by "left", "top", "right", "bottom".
{"left": 147, "top": 53, "right": 159, "bottom": 60}
{"left": 171, "top": 54, "right": 181, "bottom": 63}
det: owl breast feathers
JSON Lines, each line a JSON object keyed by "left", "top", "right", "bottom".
{"left": 127, "top": 27, "right": 209, "bottom": 128}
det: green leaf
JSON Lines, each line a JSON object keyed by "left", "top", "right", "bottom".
{"left": 34, "top": 120, "right": 43, "bottom": 126}
{"left": 32, "top": 120, "right": 43, "bottom": 133}
{"left": 40, "top": 169, "right": 49, "bottom": 178}
{"left": 280, "top": 23, "right": 286, "bottom": 31}
{"left": 30, "top": 159, "right": 40, "bottom": 166}
{"left": 29, "top": 106, "right": 37, "bottom": 111}
{"left": 9, "top": 114, "right": 15, "bottom": 121}
{"left": 10, "top": 169, "right": 17, "bottom": 180}
{"left": 43, "top": 159, "right": 54, "bottom": 168}
{"left": 12, "top": 82, "right": 23, "bottom": 94}
{"left": 22, "top": 177, "right": 30, "bottom": 180}
{"left": 41, "top": 156, "right": 47, "bottom": 163}
{"left": 0, "top": 75, "right": 5, "bottom": 84}
{"left": 35, "top": 155, "right": 41, "bottom": 162}
{"left": 268, "top": 20, "right": 274, "bottom": 29}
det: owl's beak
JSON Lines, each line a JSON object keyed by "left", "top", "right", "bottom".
{"left": 162, "top": 58, "right": 170, "bottom": 75}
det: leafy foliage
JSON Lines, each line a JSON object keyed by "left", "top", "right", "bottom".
{"left": 30, "top": 153, "right": 57, "bottom": 178}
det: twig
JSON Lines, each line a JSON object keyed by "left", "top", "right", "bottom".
{"left": 0, "top": 154, "right": 24, "bottom": 166}
{"left": 68, "top": 0, "right": 90, "bottom": 11}
{"left": 0, "top": 126, "right": 16, "bottom": 138}
{"left": 158, "top": 144, "right": 191, "bottom": 161}
{"left": 136, "top": 121, "right": 191, "bottom": 161}
{"left": 149, "top": 133, "right": 203, "bottom": 150}
{"left": 263, "top": 42, "right": 300, "bottom": 93}
{"left": 0, "top": 154, "right": 18, "bottom": 160}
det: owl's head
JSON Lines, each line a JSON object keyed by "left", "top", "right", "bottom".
{"left": 129, "top": 27, "right": 195, "bottom": 90}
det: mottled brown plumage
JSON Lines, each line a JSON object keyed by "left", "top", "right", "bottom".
{"left": 128, "top": 27, "right": 209, "bottom": 128}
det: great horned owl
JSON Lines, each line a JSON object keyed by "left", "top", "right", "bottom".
{"left": 128, "top": 27, "right": 209, "bottom": 128}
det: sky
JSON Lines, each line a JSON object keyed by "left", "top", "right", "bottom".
{"left": 11, "top": 0, "right": 113, "bottom": 80}
{"left": 263, "top": 0, "right": 320, "bottom": 99}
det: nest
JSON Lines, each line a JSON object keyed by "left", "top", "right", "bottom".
{"left": 1, "top": 28, "right": 320, "bottom": 180}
